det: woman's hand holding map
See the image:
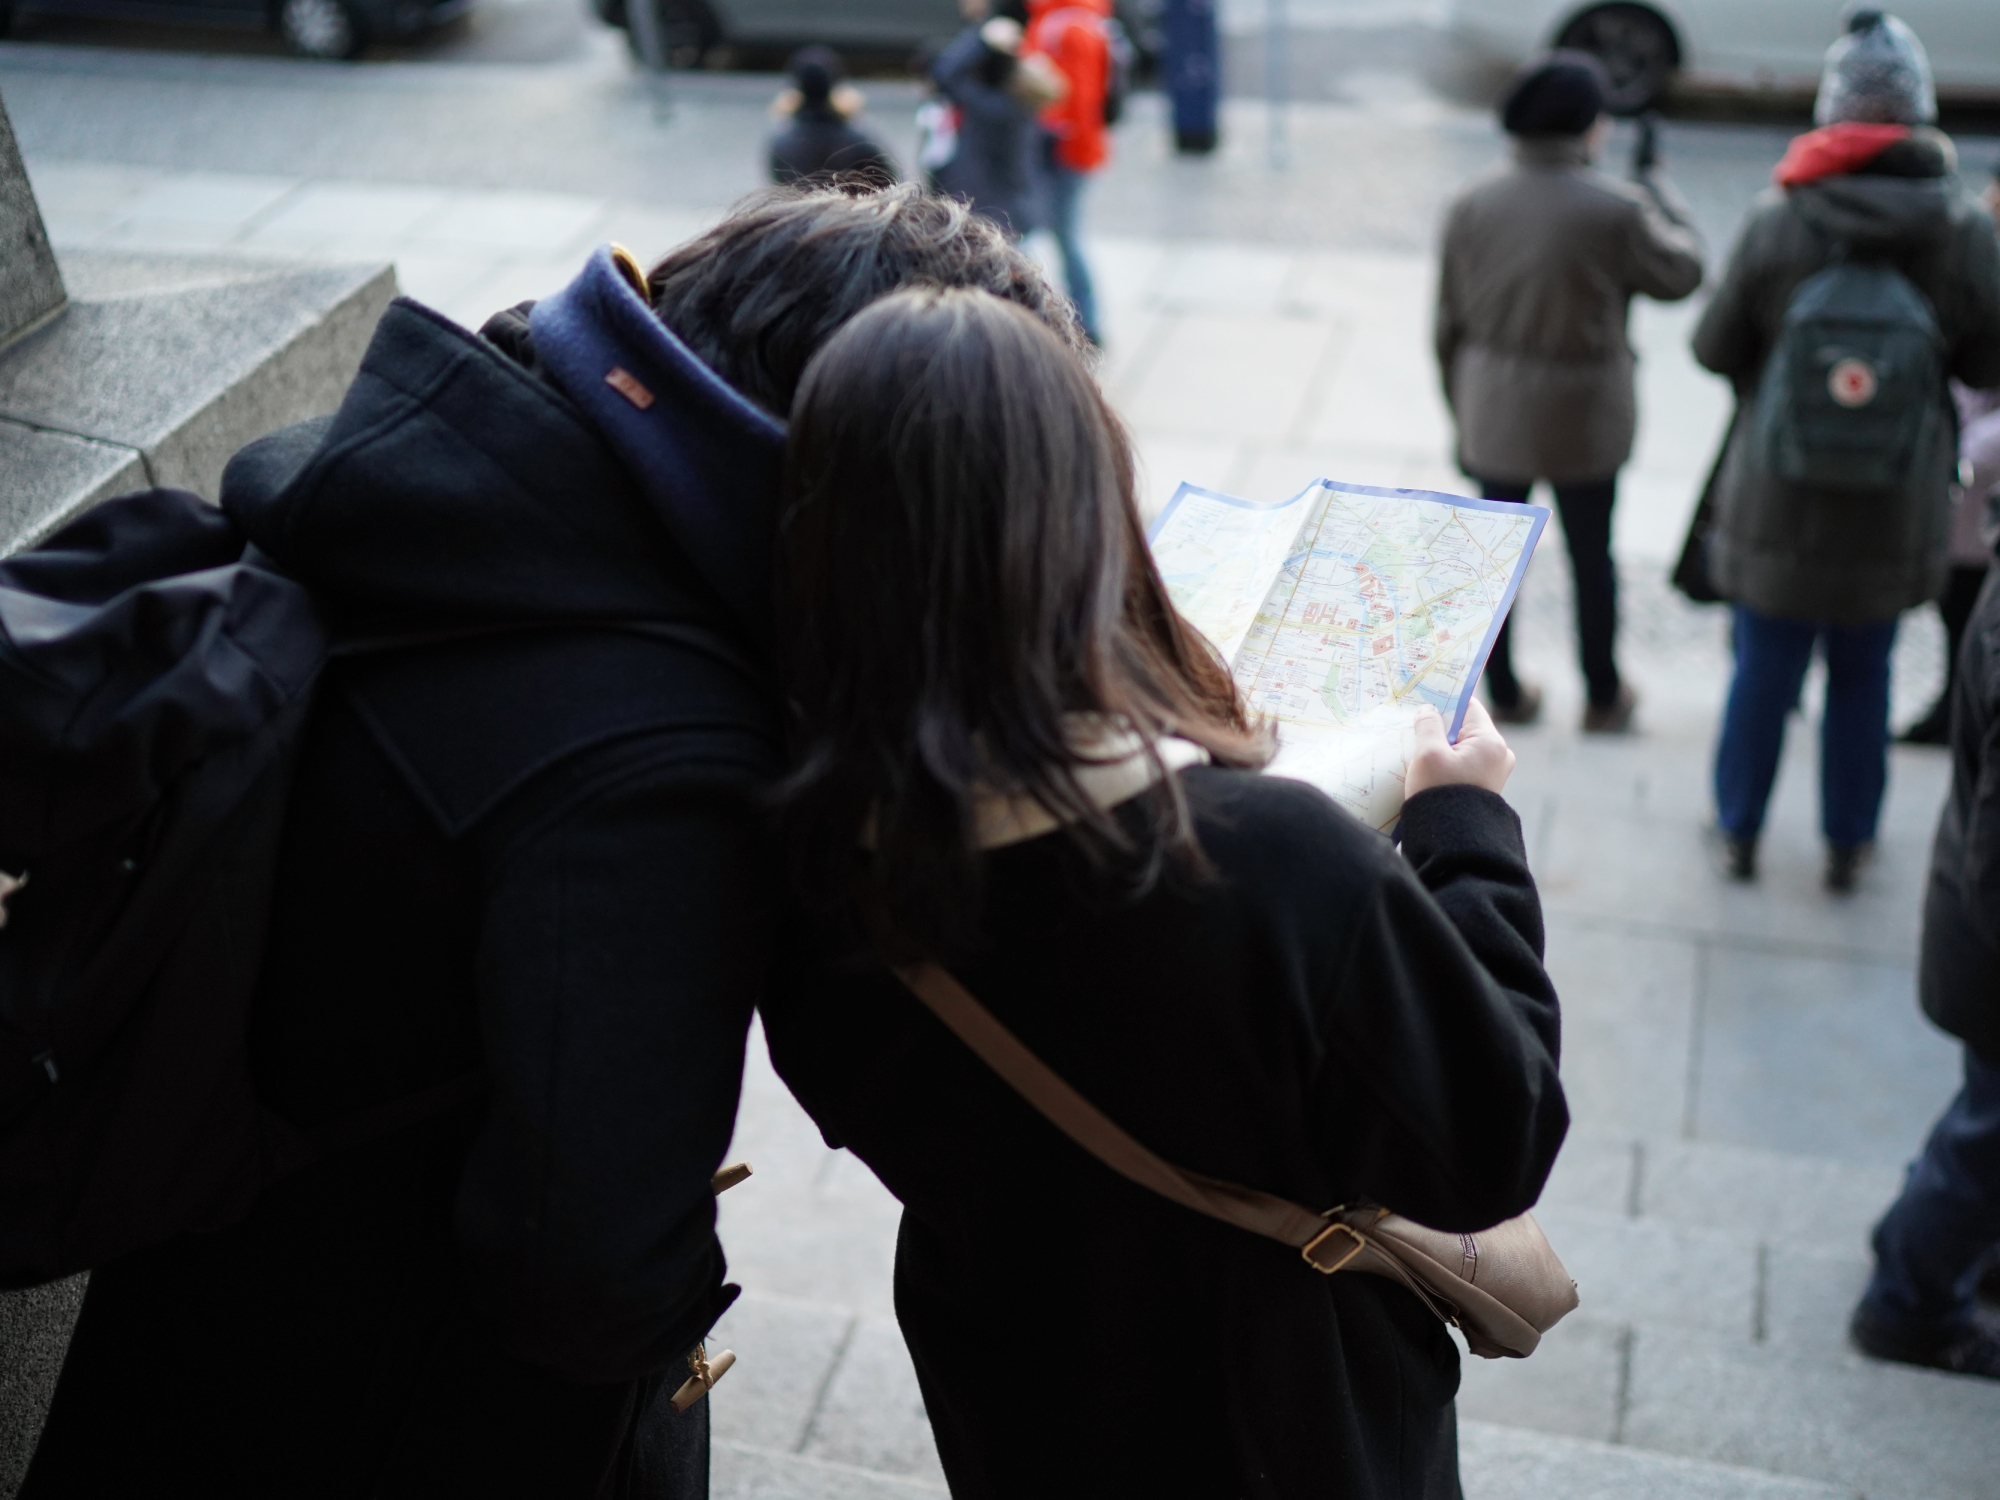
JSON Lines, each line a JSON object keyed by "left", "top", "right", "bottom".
{"left": 1405, "top": 698, "right": 1515, "bottom": 797}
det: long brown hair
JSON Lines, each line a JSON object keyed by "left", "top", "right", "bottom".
{"left": 777, "top": 287, "right": 1269, "bottom": 954}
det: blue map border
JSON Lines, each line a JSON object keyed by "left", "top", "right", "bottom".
{"left": 1147, "top": 477, "right": 1551, "bottom": 741}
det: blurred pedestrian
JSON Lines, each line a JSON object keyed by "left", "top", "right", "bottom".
{"left": 1850, "top": 519, "right": 2000, "bottom": 1380}
{"left": 763, "top": 285, "right": 1564, "bottom": 1498}
{"left": 1436, "top": 52, "right": 1704, "bottom": 734}
{"left": 1903, "top": 167, "right": 2000, "bottom": 745}
{"left": 16, "top": 186, "right": 1079, "bottom": 1500}
{"left": 1693, "top": 9, "right": 2000, "bottom": 889}
{"left": 926, "top": 0, "right": 1055, "bottom": 238}
{"left": 769, "top": 45, "right": 897, "bottom": 188}
{"left": 1026, "top": 0, "right": 1118, "bottom": 345}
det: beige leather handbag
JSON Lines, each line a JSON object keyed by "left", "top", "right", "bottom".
{"left": 892, "top": 961, "right": 1579, "bottom": 1359}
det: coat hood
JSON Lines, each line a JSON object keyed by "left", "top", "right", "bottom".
{"left": 1780, "top": 123, "right": 1960, "bottom": 255}
{"left": 223, "top": 252, "right": 784, "bottom": 650}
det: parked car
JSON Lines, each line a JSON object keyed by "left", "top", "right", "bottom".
{"left": 0, "top": 0, "right": 468, "bottom": 58}
{"left": 597, "top": 0, "right": 1163, "bottom": 72}
{"left": 1446, "top": 0, "right": 2000, "bottom": 114}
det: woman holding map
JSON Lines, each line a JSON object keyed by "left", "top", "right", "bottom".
{"left": 759, "top": 286, "right": 1567, "bottom": 1496}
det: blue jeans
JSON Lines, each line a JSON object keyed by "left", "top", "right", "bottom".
{"left": 1041, "top": 141, "right": 1098, "bottom": 342}
{"left": 1712, "top": 605, "right": 1897, "bottom": 848}
{"left": 1862, "top": 1047, "right": 2000, "bottom": 1331}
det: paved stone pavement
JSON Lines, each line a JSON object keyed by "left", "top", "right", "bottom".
{"left": 9, "top": 31, "right": 2000, "bottom": 1496}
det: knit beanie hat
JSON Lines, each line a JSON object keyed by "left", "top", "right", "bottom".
{"left": 1500, "top": 51, "right": 1608, "bottom": 137}
{"left": 1815, "top": 9, "right": 1936, "bottom": 126}
{"left": 789, "top": 45, "right": 841, "bottom": 108}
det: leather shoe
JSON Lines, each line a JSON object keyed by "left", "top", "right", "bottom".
{"left": 1852, "top": 1302, "right": 2000, "bottom": 1379}
{"left": 1582, "top": 682, "right": 1637, "bottom": 735}
{"left": 1489, "top": 682, "right": 1543, "bottom": 726}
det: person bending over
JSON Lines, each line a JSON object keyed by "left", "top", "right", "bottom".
{"left": 21, "top": 186, "right": 1078, "bottom": 1500}
{"left": 761, "top": 286, "right": 1568, "bottom": 1497}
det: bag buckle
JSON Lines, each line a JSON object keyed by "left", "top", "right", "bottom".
{"left": 1301, "top": 1220, "right": 1368, "bottom": 1274}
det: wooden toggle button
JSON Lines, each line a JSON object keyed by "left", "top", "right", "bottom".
{"left": 669, "top": 1342, "right": 736, "bottom": 1413}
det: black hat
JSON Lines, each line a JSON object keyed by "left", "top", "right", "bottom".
{"left": 1500, "top": 50, "right": 1609, "bottom": 137}
{"left": 789, "top": 44, "right": 842, "bottom": 107}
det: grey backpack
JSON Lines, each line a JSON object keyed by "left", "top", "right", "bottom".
{"left": 1753, "top": 254, "right": 1945, "bottom": 492}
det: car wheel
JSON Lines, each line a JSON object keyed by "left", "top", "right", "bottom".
{"left": 621, "top": 0, "right": 720, "bottom": 67}
{"left": 279, "top": 0, "right": 366, "bottom": 57}
{"left": 1557, "top": 3, "right": 1678, "bottom": 115}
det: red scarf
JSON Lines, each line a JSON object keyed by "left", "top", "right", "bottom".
{"left": 1773, "top": 122, "right": 1911, "bottom": 187}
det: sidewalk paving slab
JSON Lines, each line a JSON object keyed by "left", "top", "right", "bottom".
{"left": 1458, "top": 1420, "right": 1859, "bottom": 1500}
{"left": 1623, "top": 1324, "right": 2000, "bottom": 1500}
{"left": 712, "top": 1441, "right": 947, "bottom": 1500}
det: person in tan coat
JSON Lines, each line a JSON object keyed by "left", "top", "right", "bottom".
{"left": 1436, "top": 52, "right": 1704, "bottom": 732}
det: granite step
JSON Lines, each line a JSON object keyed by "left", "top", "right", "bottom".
{"left": 1459, "top": 1421, "right": 1855, "bottom": 1500}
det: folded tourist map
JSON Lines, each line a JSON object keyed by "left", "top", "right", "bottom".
{"left": 1148, "top": 479, "right": 1549, "bottom": 831}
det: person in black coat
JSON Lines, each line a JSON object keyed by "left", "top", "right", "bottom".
{"left": 762, "top": 287, "right": 1568, "bottom": 1496}
{"left": 1852, "top": 544, "right": 2000, "bottom": 1379}
{"left": 768, "top": 46, "right": 897, "bottom": 188}
{"left": 19, "top": 187, "right": 1083, "bottom": 1499}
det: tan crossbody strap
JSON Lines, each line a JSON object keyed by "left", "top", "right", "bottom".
{"left": 889, "top": 959, "right": 1581, "bottom": 1360}
{"left": 892, "top": 961, "right": 1335, "bottom": 1255}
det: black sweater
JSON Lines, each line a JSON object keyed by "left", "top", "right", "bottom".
{"left": 763, "top": 773, "right": 1566, "bottom": 1499}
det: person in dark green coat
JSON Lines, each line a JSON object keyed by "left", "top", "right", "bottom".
{"left": 1694, "top": 9, "right": 2000, "bottom": 890}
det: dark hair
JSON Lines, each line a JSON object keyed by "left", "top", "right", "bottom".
{"left": 777, "top": 287, "right": 1269, "bottom": 956}
{"left": 1499, "top": 49, "right": 1608, "bottom": 136}
{"left": 646, "top": 183, "right": 1084, "bottom": 415}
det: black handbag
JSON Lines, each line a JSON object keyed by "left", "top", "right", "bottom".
{"left": 1672, "top": 407, "right": 1739, "bottom": 605}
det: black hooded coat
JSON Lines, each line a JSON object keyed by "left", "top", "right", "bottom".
{"left": 21, "top": 261, "right": 783, "bottom": 1498}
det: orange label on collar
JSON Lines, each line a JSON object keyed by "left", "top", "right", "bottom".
{"left": 605, "top": 366, "right": 655, "bottom": 410}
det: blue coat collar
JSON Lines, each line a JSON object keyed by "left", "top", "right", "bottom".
{"left": 530, "top": 247, "right": 785, "bottom": 644}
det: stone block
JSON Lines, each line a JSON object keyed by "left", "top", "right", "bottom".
{"left": 0, "top": 1277, "right": 84, "bottom": 1500}
{"left": 1759, "top": 1242, "right": 1873, "bottom": 1360}
{"left": 1458, "top": 1420, "right": 1858, "bottom": 1500}
{"left": 1534, "top": 1207, "right": 1757, "bottom": 1339}
{"left": 797, "top": 1316, "right": 946, "bottom": 1486}
{"left": 0, "top": 420, "right": 146, "bottom": 541}
{"left": 1638, "top": 1137, "right": 1901, "bottom": 1252}
{"left": 0, "top": 250, "right": 395, "bottom": 550}
{"left": 1456, "top": 1313, "right": 1625, "bottom": 1443}
{"left": 0, "top": 96, "right": 62, "bottom": 347}
{"left": 1541, "top": 921, "right": 1699, "bottom": 1139}
{"left": 705, "top": 1293, "right": 856, "bottom": 1455}
{"left": 1622, "top": 1325, "right": 2000, "bottom": 1500}
{"left": 712, "top": 1441, "right": 947, "bottom": 1500}
{"left": 1694, "top": 946, "right": 1958, "bottom": 1168}
{"left": 1538, "top": 1131, "right": 1638, "bottom": 1217}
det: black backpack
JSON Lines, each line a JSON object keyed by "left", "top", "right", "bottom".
{"left": 1753, "top": 251, "right": 1946, "bottom": 492}
{"left": 0, "top": 489, "right": 471, "bottom": 1288}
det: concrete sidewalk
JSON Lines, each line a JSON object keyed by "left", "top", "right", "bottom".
{"left": 16, "top": 156, "right": 2000, "bottom": 1498}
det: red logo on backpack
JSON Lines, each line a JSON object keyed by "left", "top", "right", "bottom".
{"left": 1828, "top": 357, "right": 1878, "bottom": 408}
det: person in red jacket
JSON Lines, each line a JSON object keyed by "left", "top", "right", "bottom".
{"left": 1026, "top": 0, "right": 1113, "bottom": 345}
